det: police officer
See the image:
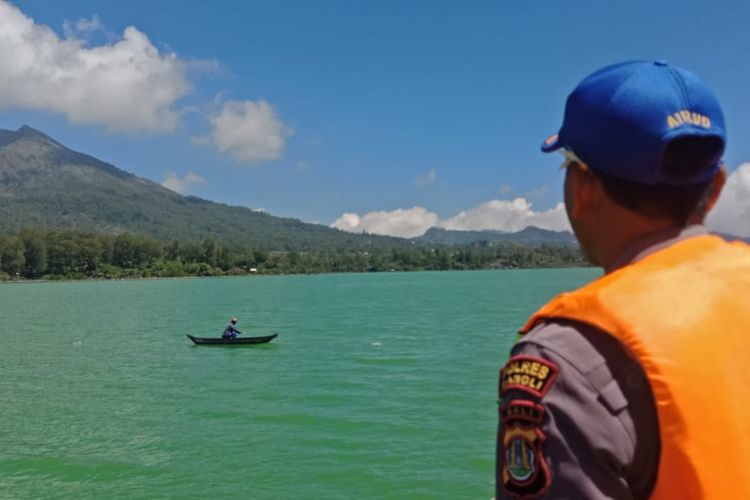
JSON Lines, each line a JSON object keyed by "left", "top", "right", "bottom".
{"left": 496, "top": 61, "right": 750, "bottom": 499}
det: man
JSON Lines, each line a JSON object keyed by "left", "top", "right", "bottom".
{"left": 223, "top": 317, "right": 242, "bottom": 339}
{"left": 496, "top": 61, "right": 750, "bottom": 499}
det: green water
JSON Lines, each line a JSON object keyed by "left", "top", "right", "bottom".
{"left": 0, "top": 269, "right": 597, "bottom": 499}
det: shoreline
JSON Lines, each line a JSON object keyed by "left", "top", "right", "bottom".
{"left": 0, "top": 265, "right": 594, "bottom": 285}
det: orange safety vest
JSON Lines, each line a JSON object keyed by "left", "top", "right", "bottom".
{"left": 520, "top": 234, "right": 750, "bottom": 499}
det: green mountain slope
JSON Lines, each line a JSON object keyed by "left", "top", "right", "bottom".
{"left": 0, "top": 126, "right": 404, "bottom": 251}
{"left": 413, "top": 226, "right": 577, "bottom": 246}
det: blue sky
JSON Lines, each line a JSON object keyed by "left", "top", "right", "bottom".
{"left": 2, "top": 0, "right": 750, "bottom": 236}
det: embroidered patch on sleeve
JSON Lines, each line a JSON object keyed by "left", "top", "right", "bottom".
{"left": 499, "top": 355, "right": 559, "bottom": 398}
{"left": 499, "top": 400, "right": 551, "bottom": 499}
{"left": 500, "top": 400, "right": 545, "bottom": 425}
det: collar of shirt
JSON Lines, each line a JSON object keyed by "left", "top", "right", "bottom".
{"left": 604, "top": 224, "right": 708, "bottom": 274}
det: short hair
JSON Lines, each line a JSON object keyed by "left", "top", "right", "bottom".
{"left": 597, "top": 136, "right": 723, "bottom": 225}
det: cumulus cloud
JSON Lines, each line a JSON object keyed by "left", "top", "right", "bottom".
{"left": 415, "top": 168, "right": 437, "bottom": 186}
{"left": 162, "top": 171, "right": 205, "bottom": 194}
{"left": 332, "top": 197, "right": 570, "bottom": 238}
{"left": 331, "top": 207, "right": 439, "bottom": 238}
{"left": 332, "top": 162, "right": 750, "bottom": 239}
{"left": 209, "top": 100, "right": 292, "bottom": 163}
{"left": 707, "top": 163, "right": 750, "bottom": 237}
{"left": 440, "top": 198, "right": 570, "bottom": 232}
{"left": 0, "top": 1, "right": 191, "bottom": 133}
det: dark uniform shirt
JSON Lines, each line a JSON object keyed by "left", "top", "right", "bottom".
{"left": 222, "top": 323, "right": 240, "bottom": 337}
{"left": 496, "top": 225, "right": 707, "bottom": 500}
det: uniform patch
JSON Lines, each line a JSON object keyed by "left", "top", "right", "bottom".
{"left": 499, "top": 355, "right": 559, "bottom": 398}
{"left": 499, "top": 401, "right": 551, "bottom": 499}
{"left": 500, "top": 400, "right": 545, "bottom": 425}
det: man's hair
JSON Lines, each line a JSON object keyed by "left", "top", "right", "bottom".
{"left": 597, "top": 136, "right": 723, "bottom": 225}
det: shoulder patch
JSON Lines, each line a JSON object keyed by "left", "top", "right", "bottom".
{"left": 500, "top": 355, "right": 559, "bottom": 398}
{"left": 500, "top": 400, "right": 545, "bottom": 425}
{"left": 499, "top": 401, "right": 551, "bottom": 498}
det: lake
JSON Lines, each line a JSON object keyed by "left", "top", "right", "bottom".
{"left": 0, "top": 268, "right": 598, "bottom": 499}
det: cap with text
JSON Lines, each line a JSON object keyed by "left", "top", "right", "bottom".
{"left": 542, "top": 60, "right": 726, "bottom": 185}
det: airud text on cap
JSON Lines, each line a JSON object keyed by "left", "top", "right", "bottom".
{"left": 666, "top": 110, "right": 711, "bottom": 130}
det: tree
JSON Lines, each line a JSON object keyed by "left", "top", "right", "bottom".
{"left": 0, "top": 235, "right": 25, "bottom": 276}
{"left": 112, "top": 233, "right": 162, "bottom": 268}
{"left": 253, "top": 250, "right": 268, "bottom": 265}
{"left": 45, "top": 232, "right": 80, "bottom": 275}
{"left": 202, "top": 238, "right": 217, "bottom": 267}
{"left": 164, "top": 240, "right": 180, "bottom": 261}
{"left": 20, "top": 229, "right": 47, "bottom": 278}
{"left": 216, "top": 246, "right": 234, "bottom": 271}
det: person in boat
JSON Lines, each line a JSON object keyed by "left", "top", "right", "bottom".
{"left": 496, "top": 61, "right": 750, "bottom": 499}
{"left": 222, "top": 317, "right": 242, "bottom": 339}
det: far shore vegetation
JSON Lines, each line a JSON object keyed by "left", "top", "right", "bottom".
{"left": 0, "top": 229, "right": 588, "bottom": 281}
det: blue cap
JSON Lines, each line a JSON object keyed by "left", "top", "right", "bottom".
{"left": 542, "top": 60, "right": 726, "bottom": 185}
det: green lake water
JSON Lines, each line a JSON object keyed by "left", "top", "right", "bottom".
{"left": 0, "top": 268, "right": 598, "bottom": 499}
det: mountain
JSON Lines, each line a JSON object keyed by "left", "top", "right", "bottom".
{"left": 413, "top": 226, "right": 578, "bottom": 246}
{"left": 0, "top": 125, "right": 585, "bottom": 252}
{"left": 0, "top": 125, "right": 406, "bottom": 251}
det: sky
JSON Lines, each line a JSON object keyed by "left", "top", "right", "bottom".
{"left": 2, "top": 0, "right": 750, "bottom": 237}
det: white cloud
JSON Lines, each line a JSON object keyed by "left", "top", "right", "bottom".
{"left": 526, "top": 185, "right": 549, "bottom": 199}
{"left": 331, "top": 161, "right": 750, "bottom": 239}
{"left": 415, "top": 168, "right": 437, "bottom": 186}
{"left": 332, "top": 163, "right": 750, "bottom": 239}
{"left": 331, "top": 213, "right": 361, "bottom": 232}
{"left": 331, "top": 207, "right": 439, "bottom": 238}
{"left": 162, "top": 171, "right": 205, "bottom": 194}
{"left": 707, "top": 163, "right": 750, "bottom": 237}
{"left": 440, "top": 198, "right": 569, "bottom": 232}
{"left": 332, "top": 197, "right": 570, "bottom": 238}
{"left": 184, "top": 57, "right": 226, "bottom": 78}
{"left": 63, "top": 15, "right": 104, "bottom": 39}
{"left": 75, "top": 15, "right": 103, "bottom": 33}
{"left": 0, "top": 1, "right": 191, "bottom": 133}
{"left": 209, "top": 100, "right": 291, "bottom": 163}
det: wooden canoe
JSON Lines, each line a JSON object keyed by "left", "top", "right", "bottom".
{"left": 187, "top": 333, "right": 278, "bottom": 345}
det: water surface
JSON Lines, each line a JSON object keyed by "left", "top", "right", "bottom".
{"left": 0, "top": 269, "right": 597, "bottom": 499}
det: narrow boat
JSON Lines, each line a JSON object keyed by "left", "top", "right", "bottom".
{"left": 187, "top": 333, "right": 278, "bottom": 345}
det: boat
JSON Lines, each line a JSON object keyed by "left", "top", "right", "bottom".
{"left": 186, "top": 333, "right": 278, "bottom": 345}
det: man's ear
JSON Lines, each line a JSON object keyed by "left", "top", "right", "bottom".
{"left": 705, "top": 165, "right": 727, "bottom": 213}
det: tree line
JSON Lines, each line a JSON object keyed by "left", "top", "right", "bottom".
{"left": 0, "top": 229, "right": 588, "bottom": 281}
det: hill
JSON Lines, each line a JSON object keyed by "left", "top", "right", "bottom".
{"left": 413, "top": 226, "right": 577, "bottom": 246}
{"left": 0, "top": 124, "right": 586, "bottom": 256}
{"left": 0, "top": 126, "right": 593, "bottom": 278}
{"left": 0, "top": 125, "right": 404, "bottom": 251}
